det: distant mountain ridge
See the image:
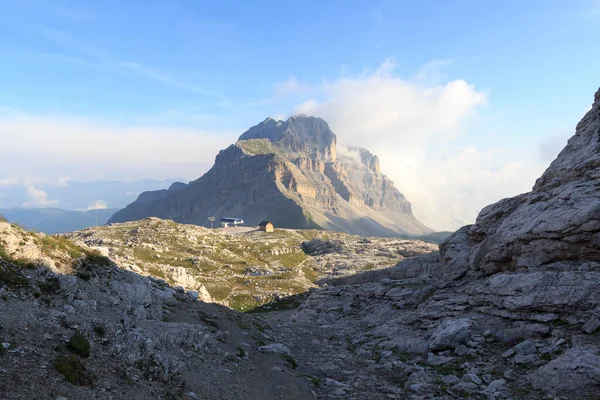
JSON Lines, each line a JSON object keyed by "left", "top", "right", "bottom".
{"left": 109, "top": 115, "right": 432, "bottom": 236}
{"left": 0, "top": 207, "right": 120, "bottom": 234}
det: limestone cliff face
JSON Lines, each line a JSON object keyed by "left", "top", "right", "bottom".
{"left": 441, "top": 87, "right": 600, "bottom": 275}
{"left": 109, "top": 115, "right": 431, "bottom": 236}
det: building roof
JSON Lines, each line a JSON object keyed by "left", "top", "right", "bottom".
{"left": 258, "top": 221, "right": 273, "bottom": 226}
{"left": 221, "top": 217, "right": 243, "bottom": 223}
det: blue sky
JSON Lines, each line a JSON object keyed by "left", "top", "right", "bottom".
{"left": 0, "top": 0, "right": 599, "bottom": 229}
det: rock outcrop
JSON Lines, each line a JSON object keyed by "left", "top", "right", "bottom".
{"left": 440, "top": 87, "right": 600, "bottom": 276}
{"left": 109, "top": 115, "right": 431, "bottom": 237}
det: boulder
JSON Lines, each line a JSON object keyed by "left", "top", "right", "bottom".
{"left": 529, "top": 348, "right": 600, "bottom": 397}
{"left": 429, "top": 318, "right": 472, "bottom": 351}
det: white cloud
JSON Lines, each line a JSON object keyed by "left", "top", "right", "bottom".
{"left": 275, "top": 76, "right": 302, "bottom": 96}
{"left": 87, "top": 200, "right": 108, "bottom": 210}
{"left": 283, "top": 60, "right": 554, "bottom": 231}
{"left": 270, "top": 113, "right": 286, "bottom": 121}
{"left": 21, "top": 185, "right": 58, "bottom": 208}
{"left": 0, "top": 178, "right": 20, "bottom": 186}
{"left": 0, "top": 114, "right": 237, "bottom": 184}
{"left": 292, "top": 62, "right": 486, "bottom": 147}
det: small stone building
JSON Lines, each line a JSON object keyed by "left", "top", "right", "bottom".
{"left": 258, "top": 221, "right": 274, "bottom": 233}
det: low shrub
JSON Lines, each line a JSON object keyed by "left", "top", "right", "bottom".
{"left": 67, "top": 331, "right": 90, "bottom": 357}
{"left": 39, "top": 277, "right": 61, "bottom": 294}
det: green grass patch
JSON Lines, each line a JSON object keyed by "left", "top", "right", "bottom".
{"left": 228, "top": 293, "right": 260, "bottom": 312}
{"left": 146, "top": 265, "right": 167, "bottom": 280}
{"left": 303, "top": 375, "right": 322, "bottom": 388}
{"left": 0, "top": 243, "right": 36, "bottom": 270}
{"left": 362, "top": 263, "right": 376, "bottom": 271}
{"left": 248, "top": 291, "right": 311, "bottom": 313}
{"left": 0, "top": 264, "right": 30, "bottom": 289}
{"left": 133, "top": 248, "right": 159, "bottom": 263}
{"left": 82, "top": 252, "right": 112, "bottom": 267}
{"left": 278, "top": 251, "right": 307, "bottom": 268}
{"left": 204, "top": 283, "right": 232, "bottom": 302}
{"left": 39, "top": 277, "right": 61, "bottom": 294}
{"left": 281, "top": 354, "right": 298, "bottom": 369}
{"left": 39, "top": 236, "right": 84, "bottom": 259}
{"left": 301, "top": 266, "right": 320, "bottom": 282}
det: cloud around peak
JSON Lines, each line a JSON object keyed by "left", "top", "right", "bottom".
{"left": 279, "top": 60, "right": 550, "bottom": 230}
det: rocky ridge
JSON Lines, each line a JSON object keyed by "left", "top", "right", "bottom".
{"left": 62, "top": 219, "right": 436, "bottom": 311}
{"left": 109, "top": 115, "right": 431, "bottom": 237}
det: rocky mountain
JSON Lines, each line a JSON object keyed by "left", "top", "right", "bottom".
{"left": 109, "top": 115, "right": 432, "bottom": 237}
{"left": 0, "top": 207, "right": 120, "bottom": 234}
{"left": 1, "top": 88, "right": 599, "bottom": 400}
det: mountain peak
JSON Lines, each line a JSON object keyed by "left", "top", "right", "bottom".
{"left": 238, "top": 115, "right": 337, "bottom": 161}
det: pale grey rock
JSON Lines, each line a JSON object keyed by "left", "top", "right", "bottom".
{"left": 72, "top": 299, "right": 97, "bottom": 311}
{"left": 426, "top": 352, "right": 454, "bottom": 366}
{"left": 259, "top": 343, "right": 291, "bottom": 355}
{"left": 483, "top": 379, "right": 509, "bottom": 400}
{"left": 438, "top": 225, "right": 472, "bottom": 280}
{"left": 455, "top": 344, "right": 469, "bottom": 356}
{"left": 513, "top": 339, "right": 537, "bottom": 356}
{"left": 463, "top": 372, "right": 483, "bottom": 385}
{"left": 582, "top": 317, "right": 600, "bottom": 334}
{"left": 429, "top": 318, "right": 472, "bottom": 351}
{"left": 441, "top": 375, "right": 460, "bottom": 385}
{"left": 454, "top": 381, "right": 479, "bottom": 393}
{"left": 513, "top": 354, "right": 538, "bottom": 364}
{"left": 529, "top": 348, "right": 600, "bottom": 397}
{"left": 501, "top": 349, "right": 514, "bottom": 359}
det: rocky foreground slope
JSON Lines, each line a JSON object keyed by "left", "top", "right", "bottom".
{"left": 1, "top": 88, "right": 600, "bottom": 400}
{"left": 109, "top": 115, "right": 431, "bottom": 237}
